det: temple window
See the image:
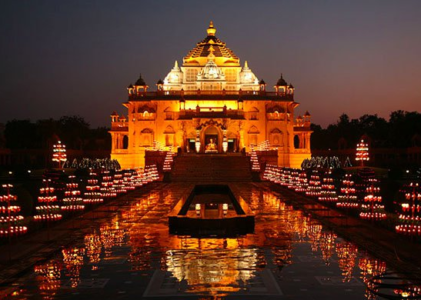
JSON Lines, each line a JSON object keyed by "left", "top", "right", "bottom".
{"left": 122, "top": 135, "right": 129, "bottom": 149}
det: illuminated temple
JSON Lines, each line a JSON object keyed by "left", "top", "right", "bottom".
{"left": 110, "top": 22, "right": 312, "bottom": 169}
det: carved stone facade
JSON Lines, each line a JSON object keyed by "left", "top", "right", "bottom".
{"left": 110, "top": 22, "right": 312, "bottom": 169}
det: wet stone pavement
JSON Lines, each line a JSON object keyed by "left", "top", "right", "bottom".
{"left": 0, "top": 182, "right": 411, "bottom": 299}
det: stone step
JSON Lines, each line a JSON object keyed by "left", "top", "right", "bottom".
{"left": 170, "top": 155, "right": 253, "bottom": 182}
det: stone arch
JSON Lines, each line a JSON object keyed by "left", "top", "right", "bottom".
{"left": 248, "top": 125, "right": 260, "bottom": 134}
{"left": 270, "top": 128, "right": 283, "bottom": 147}
{"left": 248, "top": 125, "right": 260, "bottom": 147}
{"left": 164, "top": 125, "right": 175, "bottom": 146}
{"left": 294, "top": 135, "right": 300, "bottom": 149}
{"left": 201, "top": 124, "right": 223, "bottom": 152}
{"left": 140, "top": 128, "right": 153, "bottom": 147}
{"left": 122, "top": 135, "right": 129, "bottom": 149}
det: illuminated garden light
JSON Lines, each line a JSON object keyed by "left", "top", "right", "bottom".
{"left": 34, "top": 179, "right": 62, "bottom": 222}
{"left": 294, "top": 169, "right": 309, "bottom": 193}
{"left": 250, "top": 147, "right": 260, "bottom": 172}
{"left": 61, "top": 175, "right": 85, "bottom": 212}
{"left": 112, "top": 172, "right": 127, "bottom": 194}
{"left": 123, "top": 170, "right": 136, "bottom": 191}
{"left": 287, "top": 169, "right": 300, "bottom": 190}
{"left": 0, "top": 184, "right": 28, "bottom": 237}
{"left": 318, "top": 169, "right": 338, "bottom": 202}
{"left": 132, "top": 168, "right": 144, "bottom": 188}
{"left": 52, "top": 140, "right": 67, "bottom": 168}
{"left": 263, "top": 164, "right": 277, "bottom": 182}
{"left": 83, "top": 173, "right": 104, "bottom": 204}
{"left": 359, "top": 179, "right": 387, "bottom": 221}
{"left": 336, "top": 173, "right": 359, "bottom": 209}
{"left": 396, "top": 182, "right": 421, "bottom": 236}
{"left": 279, "top": 168, "right": 291, "bottom": 187}
{"left": 100, "top": 170, "right": 117, "bottom": 199}
{"left": 356, "top": 139, "right": 369, "bottom": 167}
{"left": 163, "top": 147, "right": 174, "bottom": 172}
{"left": 305, "top": 169, "right": 322, "bottom": 198}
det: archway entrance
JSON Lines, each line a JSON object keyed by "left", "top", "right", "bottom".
{"left": 203, "top": 126, "right": 220, "bottom": 153}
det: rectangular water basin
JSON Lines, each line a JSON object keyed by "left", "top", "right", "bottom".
{"left": 168, "top": 184, "right": 255, "bottom": 236}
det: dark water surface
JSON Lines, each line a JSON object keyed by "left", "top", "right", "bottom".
{"left": 3, "top": 183, "right": 413, "bottom": 299}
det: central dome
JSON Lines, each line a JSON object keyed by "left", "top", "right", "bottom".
{"left": 183, "top": 21, "right": 239, "bottom": 66}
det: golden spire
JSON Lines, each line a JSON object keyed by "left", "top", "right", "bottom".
{"left": 207, "top": 21, "right": 216, "bottom": 36}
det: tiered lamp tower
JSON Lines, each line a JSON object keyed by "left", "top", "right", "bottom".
{"left": 295, "top": 169, "right": 309, "bottom": 193}
{"left": 359, "top": 179, "right": 387, "bottom": 221}
{"left": 34, "top": 179, "right": 62, "bottom": 223}
{"left": 396, "top": 182, "right": 421, "bottom": 236}
{"left": 306, "top": 169, "right": 322, "bottom": 197}
{"left": 0, "top": 184, "right": 27, "bottom": 237}
{"left": 112, "top": 171, "right": 127, "bottom": 195}
{"left": 123, "top": 171, "right": 136, "bottom": 191}
{"left": 163, "top": 148, "right": 174, "bottom": 172}
{"left": 263, "top": 164, "right": 277, "bottom": 182}
{"left": 83, "top": 172, "right": 104, "bottom": 205}
{"left": 250, "top": 147, "right": 260, "bottom": 172}
{"left": 356, "top": 139, "right": 369, "bottom": 167}
{"left": 144, "top": 164, "right": 159, "bottom": 183}
{"left": 52, "top": 141, "right": 67, "bottom": 168}
{"left": 100, "top": 170, "right": 117, "bottom": 199}
{"left": 61, "top": 175, "right": 85, "bottom": 213}
{"left": 318, "top": 169, "right": 338, "bottom": 203}
{"left": 288, "top": 169, "right": 300, "bottom": 190}
{"left": 336, "top": 174, "right": 359, "bottom": 209}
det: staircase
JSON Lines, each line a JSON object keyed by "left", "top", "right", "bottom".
{"left": 170, "top": 154, "right": 253, "bottom": 182}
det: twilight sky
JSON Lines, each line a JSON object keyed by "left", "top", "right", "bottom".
{"left": 1, "top": 0, "right": 421, "bottom": 128}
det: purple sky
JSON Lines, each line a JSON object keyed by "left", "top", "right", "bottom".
{"left": 1, "top": 0, "right": 420, "bottom": 128}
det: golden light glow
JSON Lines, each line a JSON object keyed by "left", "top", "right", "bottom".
{"left": 184, "top": 100, "right": 238, "bottom": 111}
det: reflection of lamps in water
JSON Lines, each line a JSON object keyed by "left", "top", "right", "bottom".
{"left": 195, "top": 204, "right": 201, "bottom": 216}
{"left": 222, "top": 203, "right": 228, "bottom": 215}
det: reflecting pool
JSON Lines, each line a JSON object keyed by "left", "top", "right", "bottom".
{"left": 3, "top": 183, "right": 420, "bottom": 299}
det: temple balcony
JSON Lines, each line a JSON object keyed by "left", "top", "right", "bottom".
{"left": 128, "top": 90, "right": 294, "bottom": 101}
{"left": 178, "top": 107, "right": 245, "bottom": 120}
{"left": 110, "top": 121, "right": 128, "bottom": 131}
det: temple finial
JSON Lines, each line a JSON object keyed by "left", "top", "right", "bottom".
{"left": 245, "top": 61, "right": 249, "bottom": 69}
{"left": 207, "top": 21, "right": 216, "bottom": 36}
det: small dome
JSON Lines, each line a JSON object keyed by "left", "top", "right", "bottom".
{"left": 297, "top": 115, "right": 303, "bottom": 120}
{"left": 276, "top": 74, "right": 288, "bottom": 86}
{"left": 134, "top": 74, "right": 146, "bottom": 86}
{"left": 156, "top": 79, "right": 164, "bottom": 85}
{"left": 304, "top": 111, "right": 311, "bottom": 117}
{"left": 289, "top": 83, "right": 294, "bottom": 89}
{"left": 127, "top": 84, "right": 134, "bottom": 89}
{"left": 259, "top": 79, "right": 266, "bottom": 85}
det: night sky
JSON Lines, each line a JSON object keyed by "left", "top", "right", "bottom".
{"left": 1, "top": 0, "right": 421, "bottom": 128}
